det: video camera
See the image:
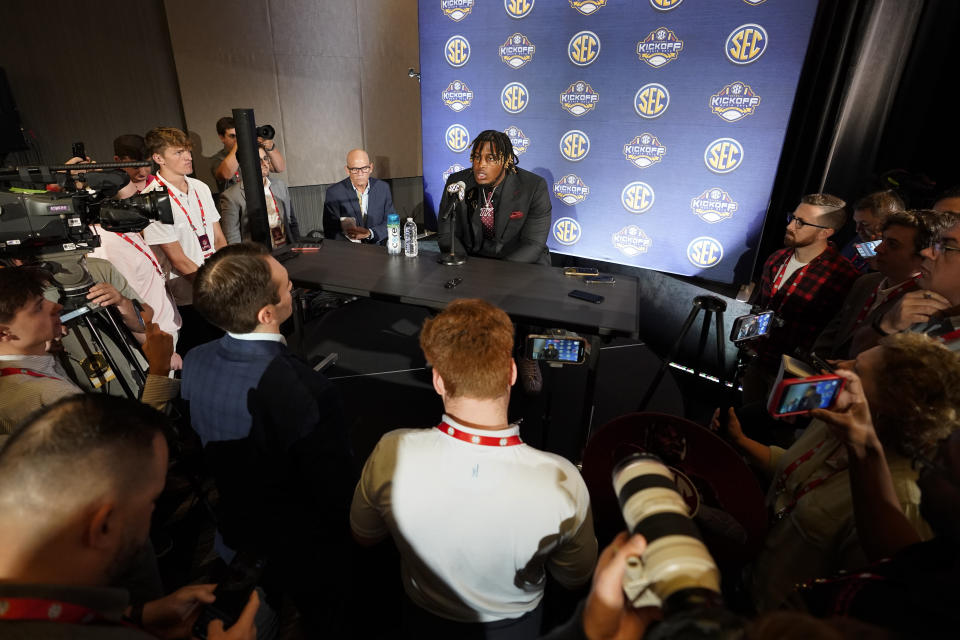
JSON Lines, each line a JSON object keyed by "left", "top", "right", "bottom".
{"left": 0, "top": 163, "right": 173, "bottom": 259}
{"left": 0, "top": 162, "right": 173, "bottom": 307}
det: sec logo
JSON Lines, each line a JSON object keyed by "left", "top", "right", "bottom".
{"left": 726, "top": 24, "right": 767, "bottom": 65}
{"left": 441, "top": 0, "right": 474, "bottom": 22}
{"left": 704, "top": 138, "right": 743, "bottom": 174}
{"left": 621, "top": 181, "right": 655, "bottom": 214}
{"left": 552, "top": 217, "right": 582, "bottom": 245}
{"left": 568, "top": 31, "right": 601, "bottom": 66}
{"left": 559, "top": 130, "right": 590, "bottom": 162}
{"left": 634, "top": 83, "right": 670, "bottom": 119}
{"left": 501, "top": 82, "right": 529, "bottom": 114}
{"left": 505, "top": 0, "right": 535, "bottom": 18}
{"left": 650, "top": 0, "right": 683, "bottom": 10}
{"left": 442, "top": 164, "right": 465, "bottom": 184}
{"left": 445, "top": 35, "right": 471, "bottom": 67}
{"left": 570, "top": 0, "right": 607, "bottom": 15}
{"left": 445, "top": 124, "right": 469, "bottom": 153}
{"left": 687, "top": 237, "right": 723, "bottom": 268}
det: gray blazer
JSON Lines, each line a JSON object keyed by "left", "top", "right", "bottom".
{"left": 219, "top": 178, "right": 299, "bottom": 245}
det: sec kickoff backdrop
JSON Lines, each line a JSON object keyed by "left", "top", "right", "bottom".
{"left": 419, "top": 0, "right": 818, "bottom": 283}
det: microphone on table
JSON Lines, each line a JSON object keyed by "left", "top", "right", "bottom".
{"left": 447, "top": 180, "right": 466, "bottom": 202}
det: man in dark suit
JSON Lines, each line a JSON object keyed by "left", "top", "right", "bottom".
{"left": 181, "top": 243, "right": 355, "bottom": 634}
{"left": 219, "top": 146, "right": 299, "bottom": 247}
{"left": 437, "top": 129, "right": 551, "bottom": 265}
{"left": 322, "top": 148, "right": 394, "bottom": 243}
{"left": 813, "top": 211, "right": 924, "bottom": 359}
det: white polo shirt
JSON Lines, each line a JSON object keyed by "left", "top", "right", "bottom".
{"left": 142, "top": 175, "right": 220, "bottom": 306}
{"left": 350, "top": 414, "right": 597, "bottom": 623}
{"left": 89, "top": 226, "right": 182, "bottom": 340}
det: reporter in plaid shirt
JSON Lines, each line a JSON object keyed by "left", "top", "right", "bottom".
{"left": 742, "top": 194, "right": 860, "bottom": 403}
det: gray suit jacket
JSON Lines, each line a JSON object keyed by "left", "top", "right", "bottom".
{"left": 219, "top": 178, "right": 299, "bottom": 245}
{"left": 812, "top": 272, "right": 915, "bottom": 359}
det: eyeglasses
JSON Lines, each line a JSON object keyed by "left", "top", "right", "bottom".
{"left": 347, "top": 165, "right": 372, "bottom": 174}
{"left": 259, "top": 157, "right": 272, "bottom": 166}
{"left": 786, "top": 213, "right": 831, "bottom": 230}
{"left": 930, "top": 240, "right": 960, "bottom": 256}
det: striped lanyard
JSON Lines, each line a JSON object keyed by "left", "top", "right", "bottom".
{"left": 156, "top": 175, "right": 207, "bottom": 238}
{"left": 771, "top": 253, "right": 810, "bottom": 297}
{"left": 119, "top": 233, "right": 164, "bottom": 279}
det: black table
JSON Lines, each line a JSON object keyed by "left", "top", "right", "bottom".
{"left": 282, "top": 241, "right": 639, "bottom": 338}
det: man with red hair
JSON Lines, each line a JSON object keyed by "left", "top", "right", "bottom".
{"left": 350, "top": 298, "right": 597, "bottom": 639}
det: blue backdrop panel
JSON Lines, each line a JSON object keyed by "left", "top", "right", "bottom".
{"left": 419, "top": 0, "right": 818, "bottom": 283}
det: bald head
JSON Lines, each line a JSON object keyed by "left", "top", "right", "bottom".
{"left": 0, "top": 395, "right": 167, "bottom": 514}
{"left": 345, "top": 148, "right": 373, "bottom": 190}
{"left": 0, "top": 395, "right": 169, "bottom": 584}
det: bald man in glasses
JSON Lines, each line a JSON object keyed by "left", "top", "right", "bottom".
{"left": 322, "top": 149, "right": 395, "bottom": 244}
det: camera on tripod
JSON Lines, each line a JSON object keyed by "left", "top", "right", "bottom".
{"left": 0, "top": 162, "right": 175, "bottom": 399}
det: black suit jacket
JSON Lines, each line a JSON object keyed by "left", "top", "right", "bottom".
{"left": 437, "top": 167, "right": 551, "bottom": 265}
{"left": 322, "top": 176, "right": 394, "bottom": 243}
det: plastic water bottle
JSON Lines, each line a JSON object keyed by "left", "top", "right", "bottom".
{"left": 403, "top": 217, "right": 418, "bottom": 257}
{"left": 387, "top": 213, "right": 401, "bottom": 255}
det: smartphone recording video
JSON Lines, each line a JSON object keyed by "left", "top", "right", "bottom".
{"left": 525, "top": 335, "right": 586, "bottom": 364}
{"left": 730, "top": 311, "right": 774, "bottom": 343}
{"left": 769, "top": 375, "right": 844, "bottom": 418}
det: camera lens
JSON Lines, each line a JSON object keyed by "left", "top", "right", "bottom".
{"left": 612, "top": 453, "right": 720, "bottom": 613}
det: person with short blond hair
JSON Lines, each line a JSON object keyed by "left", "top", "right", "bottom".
{"left": 142, "top": 127, "right": 227, "bottom": 355}
{"left": 350, "top": 298, "right": 597, "bottom": 639}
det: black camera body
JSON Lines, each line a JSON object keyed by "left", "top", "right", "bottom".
{"left": 256, "top": 124, "right": 275, "bottom": 140}
{"left": 0, "top": 185, "right": 172, "bottom": 258}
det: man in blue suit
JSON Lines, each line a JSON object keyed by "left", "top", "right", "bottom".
{"left": 181, "top": 242, "right": 355, "bottom": 634}
{"left": 322, "top": 148, "right": 394, "bottom": 243}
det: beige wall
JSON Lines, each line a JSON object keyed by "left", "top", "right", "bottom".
{"left": 163, "top": 0, "right": 422, "bottom": 189}
{"left": 0, "top": 1, "right": 183, "bottom": 165}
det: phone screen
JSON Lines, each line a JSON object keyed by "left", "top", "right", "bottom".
{"left": 528, "top": 337, "right": 584, "bottom": 363}
{"left": 776, "top": 378, "right": 842, "bottom": 415}
{"left": 855, "top": 240, "right": 881, "bottom": 258}
{"left": 732, "top": 311, "right": 773, "bottom": 342}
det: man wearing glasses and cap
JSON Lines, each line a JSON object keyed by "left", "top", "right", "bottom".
{"left": 741, "top": 194, "right": 860, "bottom": 403}
{"left": 322, "top": 149, "right": 395, "bottom": 244}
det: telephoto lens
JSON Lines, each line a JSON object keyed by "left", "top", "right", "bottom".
{"left": 611, "top": 453, "right": 721, "bottom": 616}
{"left": 256, "top": 125, "right": 276, "bottom": 140}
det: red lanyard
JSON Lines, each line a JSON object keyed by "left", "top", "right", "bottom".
{"left": 0, "top": 367, "right": 63, "bottom": 382}
{"left": 771, "top": 253, "right": 810, "bottom": 297}
{"left": 775, "top": 438, "right": 845, "bottom": 518}
{"left": 437, "top": 421, "right": 523, "bottom": 447}
{"left": 156, "top": 175, "right": 207, "bottom": 237}
{"left": 267, "top": 188, "right": 282, "bottom": 221}
{"left": 852, "top": 279, "right": 917, "bottom": 328}
{"left": 0, "top": 596, "right": 133, "bottom": 628}
{"left": 120, "top": 233, "right": 164, "bottom": 279}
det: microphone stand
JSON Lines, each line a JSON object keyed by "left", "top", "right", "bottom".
{"left": 438, "top": 188, "right": 467, "bottom": 266}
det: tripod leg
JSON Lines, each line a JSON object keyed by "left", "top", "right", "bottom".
{"left": 638, "top": 304, "right": 701, "bottom": 411}
{"left": 715, "top": 310, "right": 726, "bottom": 379}
{"left": 100, "top": 306, "right": 148, "bottom": 385}
{"left": 82, "top": 314, "right": 138, "bottom": 399}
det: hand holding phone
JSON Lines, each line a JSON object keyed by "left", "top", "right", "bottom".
{"left": 768, "top": 375, "right": 845, "bottom": 418}
{"left": 855, "top": 240, "right": 881, "bottom": 258}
